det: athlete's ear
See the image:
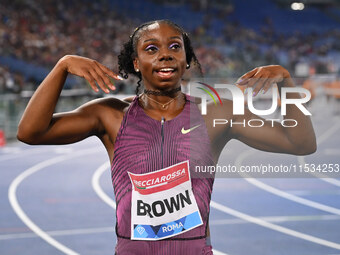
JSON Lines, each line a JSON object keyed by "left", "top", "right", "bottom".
{"left": 133, "top": 58, "right": 140, "bottom": 73}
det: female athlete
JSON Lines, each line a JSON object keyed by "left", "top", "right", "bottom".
{"left": 17, "top": 20, "right": 316, "bottom": 254}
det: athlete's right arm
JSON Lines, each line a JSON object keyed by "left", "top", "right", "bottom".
{"left": 17, "top": 55, "right": 122, "bottom": 145}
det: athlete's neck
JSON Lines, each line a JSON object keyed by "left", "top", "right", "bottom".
{"left": 143, "top": 87, "right": 181, "bottom": 97}
{"left": 139, "top": 92, "right": 185, "bottom": 111}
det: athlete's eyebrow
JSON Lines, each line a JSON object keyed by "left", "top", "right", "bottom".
{"left": 169, "top": 36, "right": 182, "bottom": 40}
{"left": 143, "top": 36, "right": 182, "bottom": 43}
{"left": 143, "top": 38, "right": 158, "bottom": 43}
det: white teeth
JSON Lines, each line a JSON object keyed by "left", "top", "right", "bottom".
{"left": 159, "top": 68, "right": 174, "bottom": 72}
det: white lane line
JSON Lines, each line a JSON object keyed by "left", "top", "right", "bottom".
{"left": 298, "top": 117, "right": 340, "bottom": 187}
{"left": 54, "top": 148, "right": 74, "bottom": 154}
{"left": 3, "top": 214, "right": 340, "bottom": 241}
{"left": 236, "top": 150, "right": 340, "bottom": 216}
{"left": 0, "top": 226, "right": 114, "bottom": 240}
{"left": 324, "top": 149, "right": 340, "bottom": 155}
{"left": 298, "top": 155, "right": 340, "bottom": 187}
{"left": 91, "top": 162, "right": 116, "bottom": 209}
{"left": 210, "top": 201, "right": 340, "bottom": 250}
{"left": 230, "top": 147, "right": 340, "bottom": 249}
{"left": 289, "top": 190, "right": 340, "bottom": 196}
{"left": 248, "top": 177, "right": 340, "bottom": 215}
{"left": 213, "top": 250, "right": 228, "bottom": 255}
{"left": 0, "top": 147, "right": 55, "bottom": 162}
{"left": 8, "top": 148, "right": 99, "bottom": 255}
{"left": 91, "top": 163, "right": 229, "bottom": 255}
{"left": 316, "top": 117, "right": 340, "bottom": 145}
{"left": 0, "top": 147, "right": 22, "bottom": 153}
{"left": 209, "top": 214, "right": 340, "bottom": 226}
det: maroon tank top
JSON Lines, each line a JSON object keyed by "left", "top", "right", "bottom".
{"left": 111, "top": 94, "right": 215, "bottom": 254}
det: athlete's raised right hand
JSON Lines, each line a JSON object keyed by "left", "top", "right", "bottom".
{"left": 17, "top": 55, "right": 126, "bottom": 145}
{"left": 59, "top": 55, "right": 123, "bottom": 94}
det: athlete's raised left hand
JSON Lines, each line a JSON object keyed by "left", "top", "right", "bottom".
{"left": 236, "top": 65, "right": 291, "bottom": 96}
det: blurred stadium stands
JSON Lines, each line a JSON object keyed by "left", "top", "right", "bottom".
{"left": 1, "top": 0, "right": 340, "bottom": 140}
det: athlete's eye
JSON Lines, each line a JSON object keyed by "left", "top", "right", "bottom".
{"left": 145, "top": 45, "right": 158, "bottom": 52}
{"left": 169, "top": 43, "right": 181, "bottom": 50}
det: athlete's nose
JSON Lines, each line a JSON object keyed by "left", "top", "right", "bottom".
{"left": 158, "top": 48, "right": 173, "bottom": 61}
{"left": 159, "top": 54, "right": 173, "bottom": 61}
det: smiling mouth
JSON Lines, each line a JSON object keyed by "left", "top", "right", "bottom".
{"left": 156, "top": 68, "right": 176, "bottom": 79}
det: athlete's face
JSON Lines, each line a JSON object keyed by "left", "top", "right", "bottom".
{"left": 133, "top": 22, "right": 187, "bottom": 91}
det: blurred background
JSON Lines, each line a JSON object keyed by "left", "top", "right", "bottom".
{"left": 1, "top": 1, "right": 340, "bottom": 255}
{"left": 1, "top": 0, "right": 340, "bottom": 142}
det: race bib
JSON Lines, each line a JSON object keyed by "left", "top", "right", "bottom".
{"left": 128, "top": 160, "right": 203, "bottom": 240}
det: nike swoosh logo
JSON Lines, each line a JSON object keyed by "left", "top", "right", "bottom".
{"left": 181, "top": 124, "right": 201, "bottom": 134}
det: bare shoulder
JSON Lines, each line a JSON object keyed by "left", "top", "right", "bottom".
{"left": 77, "top": 96, "right": 131, "bottom": 115}
{"left": 77, "top": 97, "right": 132, "bottom": 156}
{"left": 198, "top": 98, "right": 234, "bottom": 162}
{"left": 203, "top": 98, "right": 233, "bottom": 137}
{"left": 75, "top": 96, "right": 131, "bottom": 136}
{"left": 190, "top": 96, "right": 234, "bottom": 128}
{"left": 204, "top": 98, "right": 234, "bottom": 122}
{"left": 121, "top": 95, "right": 136, "bottom": 103}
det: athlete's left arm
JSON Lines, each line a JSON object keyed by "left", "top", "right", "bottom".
{"left": 230, "top": 65, "right": 316, "bottom": 155}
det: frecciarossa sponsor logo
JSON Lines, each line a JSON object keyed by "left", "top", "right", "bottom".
{"left": 128, "top": 161, "right": 189, "bottom": 195}
{"left": 128, "top": 160, "right": 203, "bottom": 240}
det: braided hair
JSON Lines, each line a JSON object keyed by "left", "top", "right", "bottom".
{"left": 117, "top": 19, "right": 202, "bottom": 95}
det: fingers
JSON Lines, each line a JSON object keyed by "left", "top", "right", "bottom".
{"left": 85, "top": 61, "right": 124, "bottom": 94}
{"left": 244, "top": 77, "right": 280, "bottom": 97}
{"left": 65, "top": 56, "right": 124, "bottom": 93}
{"left": 88, "top": 68, "right": 111, "bottom": 93}
{"left": 236, "top": 68, "right": 258, "bottom": 85}
{"left": 84, "top": 69, "right": 113, "bottom": 94}
{"left": 236, "top": 66, "right": 286, "bottom": 96}
{"left": 95, "top": 62, "right": 123, "bottom": 81}
{"left": 237, "top": 67, "right": 266, "bottom": 96}
{"left": 246, "top": 74, "right": 266, "bottom": 96}
{"left": 83, "top": 72, "right": 99, "bottom": 93}
{"left": 94, "top": 63, "right": 116, "bottom": 91}
{"left": 261, "top": 78, "right": 277, "bottom": 94}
